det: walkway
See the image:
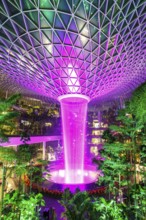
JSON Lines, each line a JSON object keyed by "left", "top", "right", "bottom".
{"left": 1, "top": 136, "right": 61, "bottom": 147}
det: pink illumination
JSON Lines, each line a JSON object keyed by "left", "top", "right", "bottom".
{"left": 0, "top": 136, "right": 61, "bottom": 147}
{"left": 59, "top": 94, "right": 89, "bottom": 183}
{"left": 49, "top": 167, "right": 98, "bottom": 185}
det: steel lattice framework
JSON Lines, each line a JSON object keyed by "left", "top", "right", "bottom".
{"left": 0, "top": 0, "right": 146, "bottom": 103}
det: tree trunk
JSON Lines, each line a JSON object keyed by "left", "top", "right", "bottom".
{"left": 0, "top": 165, "right": 6, "bottom": 219}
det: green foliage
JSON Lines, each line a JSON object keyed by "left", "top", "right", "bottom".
{"left": 96, "top": 83, "right": 146, "bottom": 220}
{"left": 17, "top": 145, "right": 32, "bottom": 164}
{"left": 60, "top": 190, "right": 128, "bottom": 220}
{"left": 102, "top": 129, "right": 115, "bottom": 143}
{"left": 98, "top": 141, "right": 131, "bottom": 191}
{"left": 99, "top": 84, "right": 146, "bottom": 188}
{"left": 0, "top": 94, "right": 21, "bottom": 113}
{"left": 127, "top": 83, "right": 146, "bottom": 123}
{"left": 0, "top": 147, "right": 17, "bottom": 165}
{"left": 94, "top": 197, "right": 127, "bottom": 220}
{"left": 0, "top": 94, "right": 21, "bottom": 142}
{"left": 0, "top": 94, "right": 49, "bottom": 220}
{"left": 2, "top": 190, "right": 45, "bottom": 220}
{"left": 60, "top": 189, "right": 97, "bottom": 220}
{"left": 0, "top": 144, "right": 48, "bottom": 196}
{"left": 127, "top": 185, "right": 146, "bottom": 220}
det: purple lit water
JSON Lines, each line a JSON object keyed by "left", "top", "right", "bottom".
{"left": 59, "top": 95, "right": 90, "bottom": 184}
{"left": 45, "top": 165, "right": 98, "bottom": 192}
{"left": 49, "top": 167, "right": 97, "bottom": 184}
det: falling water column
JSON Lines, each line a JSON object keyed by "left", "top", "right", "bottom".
{"left": 58, "top": 94, "right": 90, "bottom": 184}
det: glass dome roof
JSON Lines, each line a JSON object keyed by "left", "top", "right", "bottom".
{"left": 0, "top": 0, "right": 146, "bottom": 102}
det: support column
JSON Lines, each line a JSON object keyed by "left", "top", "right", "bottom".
{"left": 98, "top": 111, "right": 101, "bottom": 127}
{"left": 42, "top": 142, "right": 46, "bottom": 160}
{"left": 58, "top": 94, "right": 90, "bottom": 184}
{"left": 12, "top": 145, "right": 18, "bottom": 152}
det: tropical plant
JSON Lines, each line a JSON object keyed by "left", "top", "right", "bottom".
{"left": 0, "top": 143, "right": 48, "bottom": 219}
{"left": 0, "top": 147, "right": 18, "bottom": 218}
{"left": 126, "top": 185, "right": 146, "bottom": 220}
{"left": 60, "top": 189, "right": 97, "bottom": 220}
{"left": 2, "top": 190, "right": 45, "bottom": 220}
{"left": 0, "top": 94, "right": 21, "bottom": 218}
{"left": 12, "top": 144, "right": 49, "bottom": 194}
{"left": 0, "top": 94, "right": 48, "bottom": 219}
{"left": 96, "top": 140, "right": 130, "bottom": 200}
{"left": 95, "top": 83, "right": 146, "bottom": 220}
{"left": 0, "top": 94, "right": 21, "bottom": 141}
{"left": 94, "top": 197, "right": 127, "bottom": 220}
{"left": 126, "top": 83, "right": 146, "bottom": 124}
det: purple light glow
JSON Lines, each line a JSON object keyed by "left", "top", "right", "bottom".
{"left": 49, "top": 168, "right": 97, "bottom": 185}
{"left": 0, "top": 136, "right": 61, "bottom": 147}
{"left": 44, "top": 164, "right": 98, "bottom": 192}
{"left": 59, "top": 94, "right": 89, "bottom": 184}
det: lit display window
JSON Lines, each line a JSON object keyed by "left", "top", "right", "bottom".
{"left": 93, "top": 120, "right": 100, "bottom": 128}
{"left": 45, "top": 122, "right": 52, "bottom": 127}
{"left": 48, "top": 146, "right": 56, "bottom": 161}
{"left": 21, "top": 120, "right": 31, "bottom": 126}
{"left": 93, "top": 120, "right": 105, "bottom": 128}
{"left": 48, "top": 153, "right": 56, "bottom": 161}
{"left": 91, "top": 138, "right": 101, "bottom": 144}
{"left": 92, "top": 130, "right": 103, "bottom": 135}
{"left": 103, "top": 123, "right": 108, "bottom": 128}
{"left": 90, "top": 146, "right": 98, "bottom": 156}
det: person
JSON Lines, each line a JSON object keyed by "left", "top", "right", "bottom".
{"left": 117, "top": 189, "right": 124, "bottom": 203}
{"left": 49, "top": 207, "right": 57, "bottom": 220}
{"left": 43, "top": 207, "right": 49, "bottom": 220}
